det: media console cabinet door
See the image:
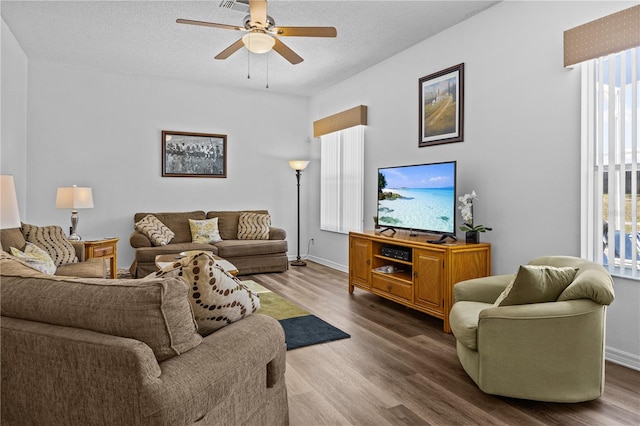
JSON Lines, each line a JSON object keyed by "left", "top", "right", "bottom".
{"left": 414, "top": 249, "right": 444, "bottom": 314}
{"left": 349, "top": 237, "right": 372, "bottom": 291}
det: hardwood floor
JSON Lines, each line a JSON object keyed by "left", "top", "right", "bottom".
{"left": 246, "top": 261, "right": 640, "bottom": 426}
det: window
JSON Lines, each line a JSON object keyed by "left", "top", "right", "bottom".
{"left": 320, "top": 125, "right": 364, "bottom": 234}
{"left": 581, "top": 47, "right": 639, "bottom": 278}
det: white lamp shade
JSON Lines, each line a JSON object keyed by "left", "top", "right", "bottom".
{"left": 0, "top": 175, "right": 21, "bottom": 229}
{"left": 242, "top": 32, "right": 275, "bottom": 54}
{"left": 56, "top": 186, "right": 94, "bottom": 209}
{"left": 288, "top": 160, "right": 310, "bottom": 171}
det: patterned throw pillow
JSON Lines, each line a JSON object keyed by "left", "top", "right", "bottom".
{"left": 189, "top": 218, "right": 223, "bottom": 244}
{"left": 21, "top": 223, "right": 78, "bottom": 266}
{"left": 237, "top": 212, "right": 271, "bottom": 240}
{"left": 135, "top": 215, "right": 175, "bottom": 246}
{"left": 148, "top": 251, "right": 260, "bottom": 335}
{"left": 10, "top": 242, "right": 57, "bottom": 274}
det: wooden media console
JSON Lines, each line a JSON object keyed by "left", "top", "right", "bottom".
{"left": 348, "top": 230, "right": 491, "bottom": 333}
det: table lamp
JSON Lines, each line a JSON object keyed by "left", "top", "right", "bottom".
{"left": 56, "top": 185, "right": 94, "bottom": 241}
{"left": 1, "top": 175, "right": 21, "bottom": 229}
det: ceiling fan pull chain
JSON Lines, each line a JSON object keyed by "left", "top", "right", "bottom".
{"left": 247, "top": 49, "right": 251, "bottom": 79}
{"left": 266, "top": 52, "right": 269, "bottom": 89}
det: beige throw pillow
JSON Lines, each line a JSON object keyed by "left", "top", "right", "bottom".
{"left": 10, "top": 242, "right": 57, "bottom": 274}
{"left": 237, "top": 212, "right": 271, "bottom": 240}
{"left": 149, "top": 251, "right": 260, "bottom": 335}
{"left": 497, "top": 265, "right": 578, "bottom": 306}
{"left": 189, "top": 218, "right": 223, "bottom": 244}
{"left": 135, "top": 214, "right": 175, "bottom": 246}
{"left": 21, "top": 223, "right": 78, "bottom": 266}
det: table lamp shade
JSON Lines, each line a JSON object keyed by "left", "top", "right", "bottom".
{"left": 56, "top": 186, "right": 94, "bottom": 209}
{"left": 1, "top": 175, "right": 21, "bottom": 229}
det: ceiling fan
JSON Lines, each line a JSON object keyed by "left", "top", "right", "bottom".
{"left": 177, "top": 0, "right": 337, "bottom": 65}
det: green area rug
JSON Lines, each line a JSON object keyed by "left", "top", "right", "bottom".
{"left": 244, "top": 281, "right": 350, "bottom": 350}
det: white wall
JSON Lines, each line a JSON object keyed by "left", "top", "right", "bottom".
{"left": 23, "top": 60, "right": 310, "bottom": 266}
{"left": 307, "top": 1, "right": 640, "bottom": 369}
{"left": 1, "top": 18, "right": 28, "bottom": 217}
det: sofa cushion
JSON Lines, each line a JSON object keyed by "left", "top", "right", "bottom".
{"left": 497, "top": 265, "right": 577, "bottom": 306}
{"left": 135, "top": 211, "right": 206, "bottom": 243}
{"left": 10, "top": 242, "right": 57, "bottom": 274}
{"left": 207, "top": 210, "right": 269, "bottom": 241}
{"left": 237, "top": 212, "right": 271, "bottom": 240}
{"left": 135, "top": 215, "right": 175, "bottom": 246}
{"left": 148, "top": 252, "right": 260, "bottom": 336}
{"left": 189, "top": 218, "right": 222, "bottom": 244}
{"left": 214, "top": 239, "right": 288, "bottom": 258}
{"left": 449, "top": 301, "right": 490, "bottom": 351}
{"left": 0, "top": 254, "right": 202, "bottom": 361}
{"left": 21, "top": 223, "right": 78, "bottom": 266}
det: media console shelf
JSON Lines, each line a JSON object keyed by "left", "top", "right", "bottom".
{"left": 349, "top": 230, "right": 491, "bottom": 333}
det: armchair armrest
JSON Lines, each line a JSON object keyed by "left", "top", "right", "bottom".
{"left": 269, "top": 227, "right": 286, "bottom": 241}
{"left": 454, "top": 274, "right": 514, "bottom": 304}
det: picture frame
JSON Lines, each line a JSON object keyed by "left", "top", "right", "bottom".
{"left": 162, "top": 130, "right": 227, "bottom": 178}
{"left": 419, "top": 63, "right": 464, "bottom": 147}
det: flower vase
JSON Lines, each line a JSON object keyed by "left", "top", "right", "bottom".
{"left": 465, "top": 231, "right": 479, "bottom": 244}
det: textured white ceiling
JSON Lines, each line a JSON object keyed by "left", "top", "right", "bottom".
{"left": 1, "top": 1, "right": 498, "bottom": 96}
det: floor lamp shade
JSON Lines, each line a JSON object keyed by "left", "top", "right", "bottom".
{"left": 56, "top": 185, "right": 94, "bottom": 240}
{"left": 0, "top": 175, "right": 21, "bottom": 229}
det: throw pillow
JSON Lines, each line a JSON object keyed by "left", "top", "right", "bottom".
{"left": 237, "top": 212, "right": 271, "bottom": 240}
{"left": 135, "top": 214, "right": 175, "bottom": 246}
{"left": 21, "top": 223, "right": 78, "bottom": 266}
{"left": 497, "top": 265, "right": 578, "bottom": 306}
{"left": 189, "top": 218, "right": 223, "bottom": 244}
{"left": 148, "top": 251, "right": 260, "bottom": 335}
{"left": 10, "top": 242, "right": 57, "bottom": 274}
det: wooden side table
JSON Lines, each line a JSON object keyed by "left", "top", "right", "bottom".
{"left": 82, "top": 238, "right": 119, "bottom": 279}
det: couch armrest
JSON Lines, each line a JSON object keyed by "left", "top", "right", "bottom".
{"left": 269, "top": 227, "right": 286, "bottom": 241}
{"left": 1, "top": 317, "right": 161, "bottom": 425}
{"left": 454, "top": 274, "right": 514, "bottom": 304}
{"left": 70, "top": 241, "right": 86, "bottom": 261}
{"left": 130, "top": 231, "right": 152, "bottom": 248}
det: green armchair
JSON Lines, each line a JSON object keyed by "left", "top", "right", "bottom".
{"left": 449, "top": 256, "right": 615, "bottom": 402}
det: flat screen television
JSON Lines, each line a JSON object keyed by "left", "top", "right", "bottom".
{"left": 377, "top": 161, "right": 457, "bottom": 242}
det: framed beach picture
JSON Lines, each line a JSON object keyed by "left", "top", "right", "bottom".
{"left": 419, "top": 63, "right": 464, "bottom": 147}
{"left": 162, "top": 131, "right": 227, "bottom": 178}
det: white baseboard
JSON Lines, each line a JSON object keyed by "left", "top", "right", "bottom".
{"left": 289, "top": 254, "right": 347, "bottom": 273}
{"left": 606, "top": 346, "right": 640, "bottom": 371}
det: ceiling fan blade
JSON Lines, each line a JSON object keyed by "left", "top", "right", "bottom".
{"left": 249, "top": 0, "right": 268, "bottom": 26}
{"left": 177, "top": 19, "right": 243, "bottom": 31}
{"left": 272, "top": 38, "right": 303, "bottom": 65}
{"left": 214, "top": 38, "right": 246, "bottom": 60}
{"left": 273, "top": 26, "right": 337, "bottom": 38}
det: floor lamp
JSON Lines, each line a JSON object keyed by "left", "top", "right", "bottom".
{"left": 288, "top": 160, "right": 309, "bottom": 266}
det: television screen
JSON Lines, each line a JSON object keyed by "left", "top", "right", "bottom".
{"left": 377, "top": 161, "right": 456, "bottom": 235}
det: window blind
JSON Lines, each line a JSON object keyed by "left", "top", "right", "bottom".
{"left": 320, "top": 125, "right": 364, "bottom": 234}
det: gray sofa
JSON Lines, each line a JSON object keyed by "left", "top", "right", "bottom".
{"left": 129, "top": 210, "right": 289, "bottom": 278}
{"left": 0, "top": 253, "right": 289, "bottom": 425}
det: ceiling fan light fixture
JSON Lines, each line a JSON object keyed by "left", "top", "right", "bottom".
{"left": 242, "top": 32, "right": 275, "bottom": 54}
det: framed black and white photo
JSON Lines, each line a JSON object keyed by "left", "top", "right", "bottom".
{"left": 419, "top": 63, "right": 464, "bottom": 147}
{"left": 162, "top": 131, "right": 227, "bottom": 178}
